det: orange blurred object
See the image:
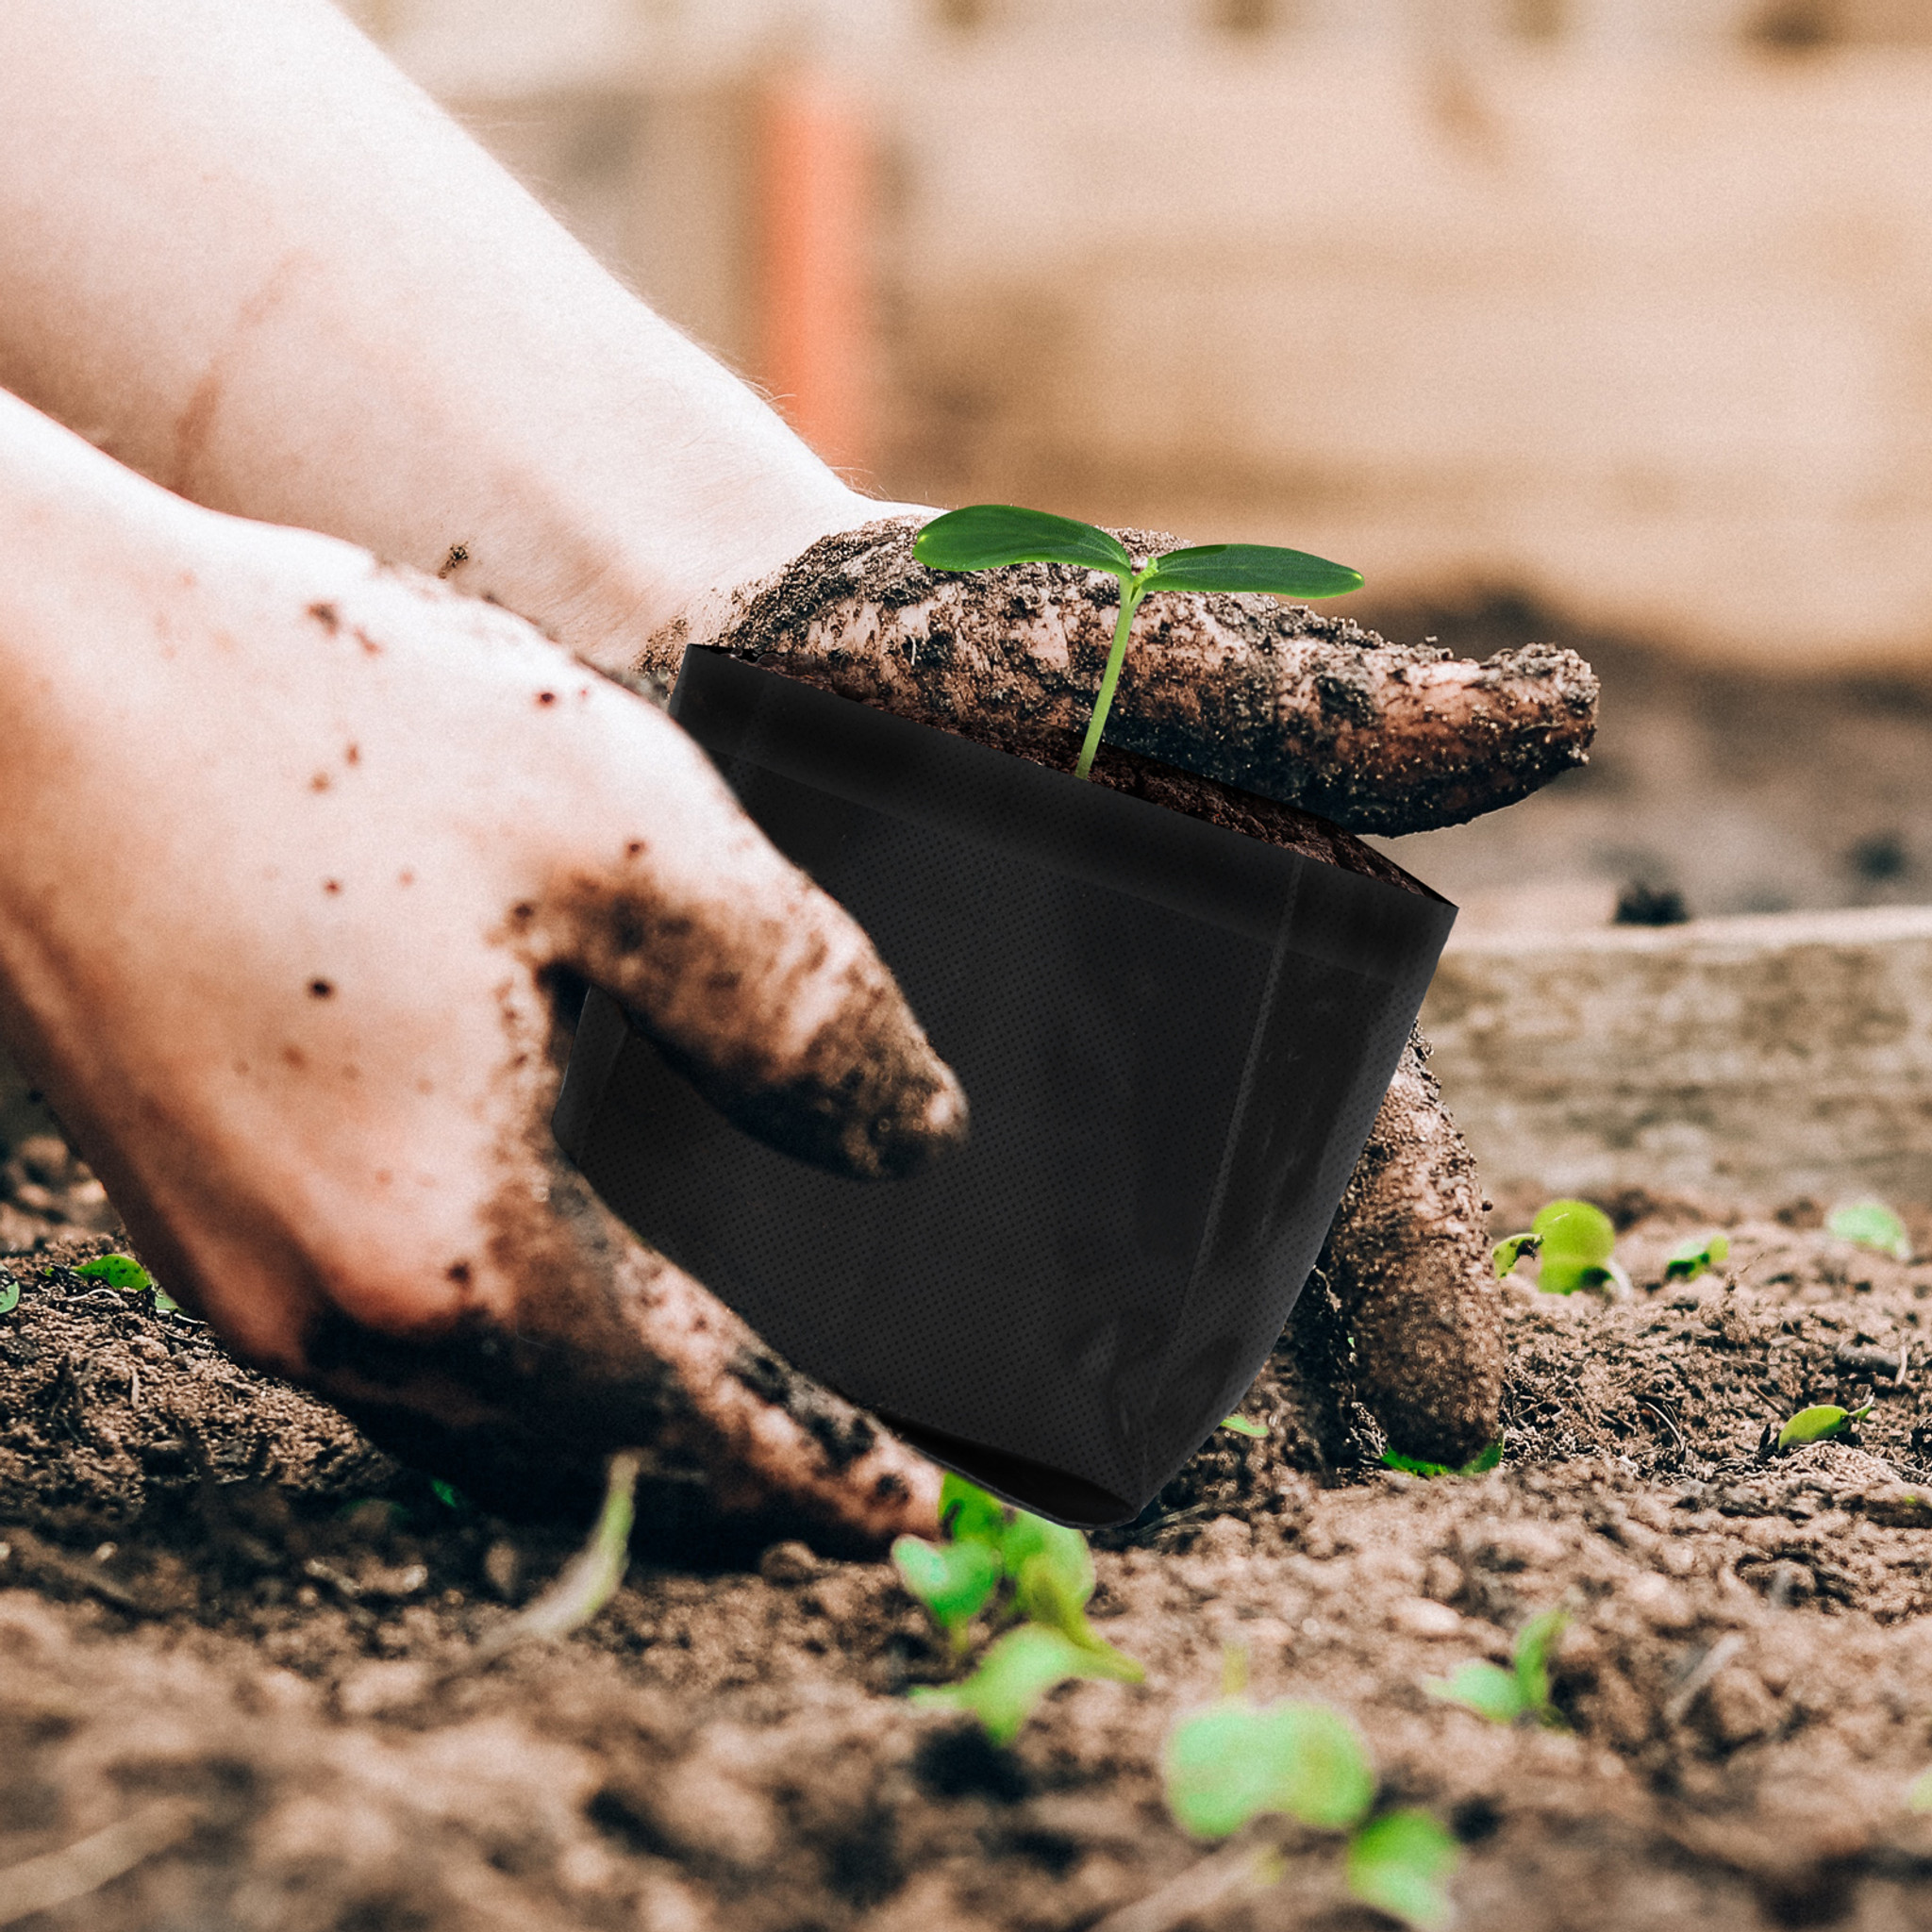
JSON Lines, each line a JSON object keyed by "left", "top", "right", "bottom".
{"left": 757, "top": 73, "right": 871, "bottom": 475}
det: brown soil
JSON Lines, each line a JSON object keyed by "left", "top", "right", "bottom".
{"left": 8, "top": 1187, "right": 1932, "bottom": 1930}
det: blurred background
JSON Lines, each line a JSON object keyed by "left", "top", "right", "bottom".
{"left": 338, "top": 0, "right": 1932, "bottom": 931}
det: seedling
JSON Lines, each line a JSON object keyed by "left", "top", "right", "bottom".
{"left": 1775, "top": 1402, "right": 1873, "bottom": 1451}
{"left": 1493, "top": 1200, "right": 1630, "bottom": 1297}
{"left": 1907, "top": 1767, "right": 1932, "bottom": 1812}
{"left": 0, "top": 1267, "right": 18, "bottom": 1317}
{"left": 1382, "top": 1437, "right": 1504, "bottom": 1479}
{"left": 1220, "top": 1414, "right": 1268, "bottom": 1439}
{"left": 1424, "top": 1607, "right": 1568, "bottom": 1727}
{"left": 897, "top": 1473, "right": 1143, "bottom": 1732}
{"left": 75, "top": 1252, "right": 183, "bottom": 1314}
{"left": 1163, "top": 1694, "right": 1457, "bottom": 1930}
{"left": 458, "top": 1449, "right": 641, "bottom": 1674}
{"left": 912, "top": 506, "right": 1361, "bottom": 780}
{"left": 1664, "top": 1233, "right": 1731, "bottom": 1283}
{"left": 1826, "top": 1199, "right": 1912, "bottom": 1263}
{"left": 911, "top": 1624, "right": 1139, "bottom": 1744}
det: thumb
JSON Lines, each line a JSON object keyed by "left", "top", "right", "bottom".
{"left": 528, "top": 699, "right": 966, "bottom": 1180}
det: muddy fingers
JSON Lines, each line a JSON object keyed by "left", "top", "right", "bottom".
{"left": 308, "top": 1150, "right": 942, "bottom": 1550}
{"left": 1314, "top": 1030, "right": 1503, "bottom": 1468}
{"left": 645, "top": 517, "right": 1598, "bottom": 837}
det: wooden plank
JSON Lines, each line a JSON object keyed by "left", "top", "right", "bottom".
{"left": 1422, "top": 906, "right": 1932, "bottom": 1206}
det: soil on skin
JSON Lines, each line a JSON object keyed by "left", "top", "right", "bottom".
{"left": 8, "top": 1186, "right": 1932, "bottom": 1929}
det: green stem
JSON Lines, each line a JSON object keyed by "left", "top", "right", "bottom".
{"left": 1074, "top": 573, "right": 1146, "bottom": 780}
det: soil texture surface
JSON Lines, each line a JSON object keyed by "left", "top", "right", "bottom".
{"left": 7, "top": 1183, "right": 1932, "bottom": 1929}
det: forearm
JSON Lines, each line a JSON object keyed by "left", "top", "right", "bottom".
{"left": 0, "top": 0, "right": 857, "bottom": 660}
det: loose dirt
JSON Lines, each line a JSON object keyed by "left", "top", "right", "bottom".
{"left": 8, "top": 1179, "right": 1932, "bottom": 1930}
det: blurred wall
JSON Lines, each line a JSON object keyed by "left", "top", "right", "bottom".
{"left": 349, "top": 0, "right": 1932, "bottom": 670}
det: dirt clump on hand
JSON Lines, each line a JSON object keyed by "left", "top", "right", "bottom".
{"left": 659, "top": 516, "right": 1598, "bottom": 836}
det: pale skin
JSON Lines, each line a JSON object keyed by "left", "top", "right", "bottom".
{"left": 0, "top": 1, "right": 1579, "bottom": 1541}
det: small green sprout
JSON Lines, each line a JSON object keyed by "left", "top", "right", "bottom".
{"left": 1826, "top": 1199, "right": 1912, "bottom": 1263}
{"left": 1163, "top": 1697, "right": 1457, "bottom": 1930}
{"left": 1491, "top": 1231, "right": 1541, "bottom": 1276}
{"left": 1424, "top": 1607, "right": 1568, "bottom": 1727}
{"left": 891, "top": 1536, "right": 1001, "bottom": 1651}
{"left": 1664, "top": 1232, "right": 1731, "bottom": 1282}
{"left": 1494, "top": 1200, "right": 1629, "bottom": 1296}
{"left": 0, "top": 1268, "right": 19, "bottom": 1317}
{"left": 75, "top": 1252, "right": 182, "bottom": 1314}
{"left": 897, "top": 1474, "right": 1142, "bottom": 1732}
{"left": 912, "top": 506, "right": 1361, "bottom": 781}
{"left": 1166, "top": 1698, "right": 1375, "bottom": 1837}
{"left": 910, "top": 1624, "right": 1140, "bottom": 1744}
{"left": 1907, "top": 1767, "right": 1932, "bottom": 1812}
{"left": 1345, "top": 1810, "right": 1460, "bottom": 1932}
{"left": 75, "top": 1254, "right": 149, "bottom": 1290}
{"left": 459, "top": 1450, "right": 641, "bottom": 1674}
{"left": 1776, "top": 1402, "right": 1873, "bottom": 1450}
{"left": 1220, "top": 1414, "right": 1268, "bottom": 1439}
{"left": 1382, "top": 1437, "right": 1503, "bottom": 1479}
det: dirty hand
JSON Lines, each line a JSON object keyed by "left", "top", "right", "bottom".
{"left": 0, "top": 396, "right": 962, "bottom": 1545}
{"left": 653, "top": 517, "right": 1600, "bottom": 1472}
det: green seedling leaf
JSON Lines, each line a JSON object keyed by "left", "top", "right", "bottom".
{"left": 1220, "top": 1413, "right": 1268, "bottom": 1438}
{"left": 75, "top": 1252, "right": 183, "bottom": 1313}
{"left": 1492, "top": 1231, "right": 1541, "bottom": 1277}
{"left": 1533, "top": 1198, "right": 1615, "bottom": 1265}
{"left": 1664, "top": 1232, "right": 1731, "bottom": 1282}
{"left": 1426, "top": 1607, "right": 1568, "bottom": 1726}
{"left": 1011, "top": 1551, "right": 1143, "bottom": 1679}
{"left": 1140, "top": 542, "right": 1362, "bottom": 601}
{"left": 911, "top": 1624, "right": 1131, "bottom": 1744}
{"left": 1776, "top": 1401, "right": 1873, "bottom": 1450}
{"left": 1826, "top": 1199, "right": 1912, "bottom": 1263}
{"left": 892, "top": 1534, "right": 1002, "bottom": 1646}
{"left": 940, "top": 1471, "right": 1008, "bottom": 1547}
{"left": 1907, "top": 1767, "right": 1932, "bottom": 1812}
{"left": 75, "top": 1254, "right": 151, "bottom": 1291}
{"left": 0, "top": 1270, "right": 18, "bottom": 1317}
{"left": 1000, "top": 1511, "right": 1140, "bottom": 1672}
{"left": 1512, "top": 1608, "right": 1568, "bottom": 1724}
{"left": 1165, "top": 1699, "right": 1376, "bottom": 1839}
{"left": 913, "top": 505, "right": 1133, "bottom": 579}
{"left": 1382, "top": 1436, "right": 1503, "bottom": 1479}
{"left": 429, "top": 1478, "right": 467, "bottom": 1511}
{"left": 1345, "top": 1809, "right": 1459, "bottom": 1932}
{"left": 1529, "top": 1198, "right": 1622, "bottom": 1294}
{"left": 1424, "top": 1658, "right": 1526, "bottom": 1725}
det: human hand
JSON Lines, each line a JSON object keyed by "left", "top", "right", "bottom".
{"left": 0, "top": 415, "right": 964, "bottom": 1547}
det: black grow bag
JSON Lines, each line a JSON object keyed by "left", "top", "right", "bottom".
{"left": 555, "top": 648, "right": 1455, "bottom": 1526}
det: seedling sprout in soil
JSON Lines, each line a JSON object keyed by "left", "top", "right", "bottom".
{"left": 1775, "top": 1402, "right": 1874, "bottom": 1452}
{"left": 74, "top": 1251, "right": 184, "bottom": 1314}
{"left": 1164, "top": 1671, "right": 1458, "bottom": 1931}
{"left": 1381, "top": 1437, "right": 1504, "bottom": 1479}
{"left": 912, "top": 506, "right": 1361, "bottom": 779}
{"left": 1219, "top": 1413, "right": 1268, "bottom": 1439}
{"left": 1664, "top": 1233, "right": 1730, "bottom": 1283}
{"left": 1826, "top": 1199, "right": 1912, "bottom": 1263}
{"left": 1424, "top": 1607, "right": 1569, "bottom": 1728}
{"left": 897, "top": 1473, "right": 1141, "bottom": 1732}
{"left": 1494, "top": 1199, "right": 1631, "bottom": 1297}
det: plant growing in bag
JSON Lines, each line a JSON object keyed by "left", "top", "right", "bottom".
{"left": 557, "top": 507, "right": 1470, "bottom": 1525}
{"left": 911, "top": 505, "right": 1362, "bottom": 776}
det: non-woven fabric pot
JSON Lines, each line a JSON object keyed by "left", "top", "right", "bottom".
{"left": 555, "top": 648, "right": 1456, "bottom": 1526}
